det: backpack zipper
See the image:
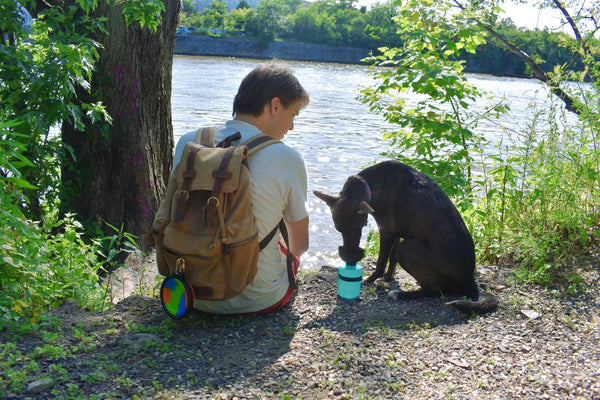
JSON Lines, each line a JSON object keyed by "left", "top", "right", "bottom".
{"left": 224, "top": 231, "right": 258, "bottom": 254}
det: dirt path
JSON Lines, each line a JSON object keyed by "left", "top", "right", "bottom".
{"left": 3, "top": 253, "right": 599, "bottom": 399}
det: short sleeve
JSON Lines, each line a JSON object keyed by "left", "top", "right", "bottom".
{"left": 284, "top": 159, "right": 309, "bottom": 222}
{"left": 172, "top": 130, "right": 198, "bottom": 170}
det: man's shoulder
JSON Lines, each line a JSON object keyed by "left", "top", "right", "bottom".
{"left": 177, "top": 125, "right": 304, "bottom": 167}
{"left": 258, "top": 139, "right": 303, "bottom": 163}
{"left": 179, "top": 130, "right": 199, "bottom": 143}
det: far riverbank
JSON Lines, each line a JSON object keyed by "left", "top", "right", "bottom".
{"left": 173, "top": 35, "right": 534, "bottom": 77}
{"left": 174, "top": 34, "right": 371, "bottom": 64}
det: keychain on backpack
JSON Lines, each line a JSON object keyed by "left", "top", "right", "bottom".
{"left": 160, "top": 258, "right": 194, "bottom": 319}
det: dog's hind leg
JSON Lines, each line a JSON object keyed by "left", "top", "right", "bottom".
{"left": 389, "top": 238, "right": 440, "bottom": 300}
{"left": 393, "top": 237, "right": 446, "bottom": 293}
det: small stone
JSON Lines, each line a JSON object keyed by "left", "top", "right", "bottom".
{"left": 26, "top": 378, "right": 54, "bottom": 394}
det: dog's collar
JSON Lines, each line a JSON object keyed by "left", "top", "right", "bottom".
{"left": 353, "top": 174, "right": 372, "bottom": 202}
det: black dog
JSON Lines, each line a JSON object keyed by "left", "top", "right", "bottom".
{"left": 314, "top": 160, "right": 498, "bottom": 314}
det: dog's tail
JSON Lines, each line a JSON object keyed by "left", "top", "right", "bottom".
{"left": 445, "top": 278, "right": 498, "bottom": 314}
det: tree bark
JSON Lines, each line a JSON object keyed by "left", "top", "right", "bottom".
{"left": 62, "top": 0, "right": 180, "bottom": 250}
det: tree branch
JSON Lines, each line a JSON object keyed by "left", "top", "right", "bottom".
{"left": 552, "top": 0, "right": 582, "bottom": 42}
{"left": 480, "top": 23, "right": 580, "bottom": 114}
{"left": 551, "top": 0, "right": 598, "bottom": 85}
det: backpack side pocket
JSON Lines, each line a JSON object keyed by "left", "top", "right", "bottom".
{"left": 152, "top": 218, "right": 171, "bottom": 277}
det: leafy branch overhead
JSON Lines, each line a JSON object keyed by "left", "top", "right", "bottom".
{"left": 450, "top": 0, "right": 599, "bottom": 114}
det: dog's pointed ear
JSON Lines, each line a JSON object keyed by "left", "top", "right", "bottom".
{"left": 313, "top": 191, "right": 338, "bottom": 208}
{"left": 357, "top": 201, "right": 374, "bottom": 214}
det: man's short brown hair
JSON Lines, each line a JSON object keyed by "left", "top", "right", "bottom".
{"left": 233, "top": 63, "right": 309, "bottom": 117}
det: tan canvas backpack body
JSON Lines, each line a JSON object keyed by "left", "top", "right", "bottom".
{"left": 153, "top": 127, "right": 296, "bottom": 312}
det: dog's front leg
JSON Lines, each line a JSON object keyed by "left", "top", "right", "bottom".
{"left": 382, "top": 238, "right": 401, "bottom": 281}
{"left": 365, "top": 233, "right": 395, "bottom": 283}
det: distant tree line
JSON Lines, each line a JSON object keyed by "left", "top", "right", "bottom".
{"left": 180, "top": 0, "right": 597, "bottom": 77}
{"left": 461, "top": 19, "right": 588, "bottom": 76}
{"left": 180, "top": 0, "right": 403, "bottom": 49}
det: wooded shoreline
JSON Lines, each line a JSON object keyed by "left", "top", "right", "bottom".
{"left": 173, "top": 34, "right": 535, "bottom": 78}
{"left": 174, "top": 34, "right": 371, "bottom": 64}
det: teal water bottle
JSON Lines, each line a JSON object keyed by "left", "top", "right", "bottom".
{"left": 337, "top": 263, "right": 363, "bottom": 299}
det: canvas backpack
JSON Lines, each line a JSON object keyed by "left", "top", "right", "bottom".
{"left": 152, "top": 127, "right": 297, "bottom": 307}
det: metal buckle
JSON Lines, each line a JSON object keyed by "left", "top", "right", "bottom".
{"left": 176, "top": 257, "right": 186, "bottom": 273}
{"left": 177, "top": 190, "right": 190, "bottom": 201}
{"left": 207, "top": 196, "right": 219, "bottom": 207}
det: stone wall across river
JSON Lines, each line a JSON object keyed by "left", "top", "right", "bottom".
{"left": 174, "top": 35, "right": 370, "bottom": 64}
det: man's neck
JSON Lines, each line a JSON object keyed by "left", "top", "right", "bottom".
{"left": 233, "top": 113, "right": 256, "bottom": 125}
{"left": 234, "top": 113, "right": 273, "bottom": 138}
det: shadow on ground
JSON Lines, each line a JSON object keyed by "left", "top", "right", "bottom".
{"left": 34, "top": 296, "right": 299, "bottom": 396}
{"left": 298, "top": 265, "right": 475, "bottom": 334}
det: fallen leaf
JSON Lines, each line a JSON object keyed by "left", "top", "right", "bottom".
{"left": 521, "top": 309, "right": 541, "bottom": 319}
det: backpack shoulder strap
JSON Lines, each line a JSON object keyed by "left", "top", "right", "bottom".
{"left": 257, "top": 219, "right": 297, "bottom": 289}
{"left": 259, "top": 223, "right": 279, "bottom": 250}
{"left": 195, "top": 126, "right": 216, "bottom": 147}
{"left": 241, "top": 134, "right": 281, "bottom": 156}
{"left": 278, "top": 220, "right": 298, "bottom": 290}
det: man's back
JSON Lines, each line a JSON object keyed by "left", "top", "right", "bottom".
{"left": 172, "top": 120, "right": 308, "bottom": 313}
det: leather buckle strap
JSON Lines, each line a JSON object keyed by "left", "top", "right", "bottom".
{"left": 216, "top": 132, "right": 241, "bottom": 148}
{"left": 175, "top": 143, "right": 202, "bottom": 222}
{"left": 211, "top": 146, "right": 236, "bottom": 197}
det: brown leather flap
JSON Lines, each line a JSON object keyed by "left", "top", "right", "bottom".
{"left": 175, "top": 142, "right": 248, "bottom": 193}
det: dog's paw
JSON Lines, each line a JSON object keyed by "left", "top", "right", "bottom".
{"left": 388, "top": 290, "right": 401, "bottom": 300}
{"left": 382, "top": 273, "right": 396, "bottom": 282}
{"left": 364, "top": 273, "right": 381, "bottom": 284}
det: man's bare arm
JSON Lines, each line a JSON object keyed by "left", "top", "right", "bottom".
{"left": 283, "top": 216, "right": 309, "bottom": 257}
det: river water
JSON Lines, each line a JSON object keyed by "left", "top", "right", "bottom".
{"left": 171, "top": 55, "right": 555, "bottom": 269}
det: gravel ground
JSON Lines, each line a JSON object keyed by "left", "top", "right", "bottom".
{"left": 3, "top": 251, "right": 599, "bottom": 399}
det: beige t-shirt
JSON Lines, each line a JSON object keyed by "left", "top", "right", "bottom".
{"left": 172, "top": 120, "right": 308, "bottom": 313}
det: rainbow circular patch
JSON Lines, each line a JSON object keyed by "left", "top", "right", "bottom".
{"left": 160, "top": 274, "right": 193, "bottom": 319}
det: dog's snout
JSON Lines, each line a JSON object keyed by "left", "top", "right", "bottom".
{"left": 338, "top": 246, "right": 365, "bottom": 265}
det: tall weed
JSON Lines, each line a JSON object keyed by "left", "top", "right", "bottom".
{"left": 471, "top": 94, "right": 599, "bottom": 278}
{"left": 0, "top": 210, "right": 106, "bottom": 324}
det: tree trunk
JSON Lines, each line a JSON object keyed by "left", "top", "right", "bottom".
{"left": 62, "top": 0, "right": 180, "bottom": 250}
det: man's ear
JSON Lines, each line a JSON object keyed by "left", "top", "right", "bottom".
{"left": 357, "top": 201, "right": 374, "bottom": 214}
{"left": 270, "top": 97, "right": 281, "bottom": 114}
{"left": 313, "top": 191, "right": 338, "bottom": 208}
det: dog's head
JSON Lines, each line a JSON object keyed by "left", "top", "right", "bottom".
{"left": 314, "top": 175, "right": 374, "bottom": 265}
